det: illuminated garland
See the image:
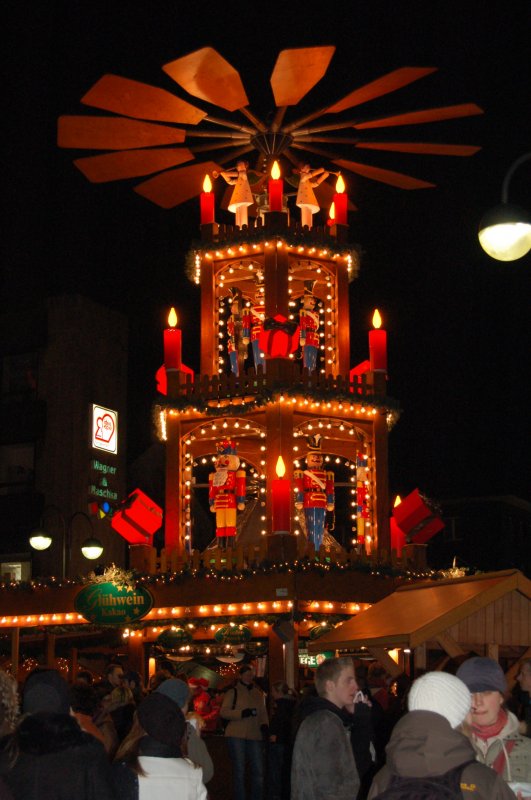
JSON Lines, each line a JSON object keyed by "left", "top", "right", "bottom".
{"left": 185, "top": 235, "right": 361, "bottom": 283}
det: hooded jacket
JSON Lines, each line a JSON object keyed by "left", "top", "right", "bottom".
{"left": 291, "top": 696, "right": 360, "bottom": 800}
{"left": 1, "top": 712, "right": 116, "bottom": 800}
{"left": 367, "top": 710, "right": 516, "bottom": 800}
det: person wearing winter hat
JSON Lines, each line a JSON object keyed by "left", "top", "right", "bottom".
{"left": 368, "top": 671, "right": 516, "bottom": 800}
{"left": 457, "top": 656, "right": 531, "bottom": 787}
{"left": 111, "top": 692, "right": 207, "bottom": 800}
{"left": 155, "top": 678, "right": 214, "bottom": 783}
{"left": 1, "top": 669, "right": 116, "bottom": 800}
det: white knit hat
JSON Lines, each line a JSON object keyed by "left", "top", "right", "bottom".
{"left": 408, "top": 672, "right": 471, "bottom": 728}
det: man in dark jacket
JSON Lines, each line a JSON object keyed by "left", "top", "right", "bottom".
{"left": 367, "top": 671, "right": 516, "bottom": 800}
{"left": 1, "top": 668, "right": 116, "bottom": 800}
{"left": 291, "top": 656, "right": 360, "bottom": 800}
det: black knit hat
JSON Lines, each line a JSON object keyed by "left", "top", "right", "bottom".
{"left": 23, "top": 669, "right": 71, "bottom": 715}
{"left": 137, "top": 692, "right": 186, "bottom": 746}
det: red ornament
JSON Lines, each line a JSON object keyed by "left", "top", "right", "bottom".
{"left": 393, "top": 488, "right": 444, "bottom": 544}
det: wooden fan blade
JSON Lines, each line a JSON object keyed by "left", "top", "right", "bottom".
{"left": 73, "top": 148, "right": 194, "bottom": 183}
{"left": 163, "top": 47, "right": 248, "bottom": 112}
{"left": 270, "top": 46, "right": 336, "bottom": 106}
{"left": 327, "top": 67, "right": 437, "bottom": 114}
{"left": 58, "top": 115, "right": 186, "bottom": 150}
{"left": 356, "top": 141, "right": 481, "bottom": 156}
{"left": 333, "top": 158, "right": 435, "bottom": 189}
{"left": 81, "top": 74, "right": 206, "bottom": 125}
{"left": 134, "top": 160, "right": 222, "bottom": 208}
{"left": 354, "top": 103, "right": 484, "bottom": 130}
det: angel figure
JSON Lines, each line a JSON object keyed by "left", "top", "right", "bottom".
{"left": 295, "top": 164, "right": 330, "bottom": 228}
{"left": 215, "top": 160, "right": 254, "bottom": 228}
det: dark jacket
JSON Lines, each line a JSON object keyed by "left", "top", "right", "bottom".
{"left": 1, "top": 712, "right": 116, "bottom": 800}
{"left": 291, "top": 696, "right": 360, "bottom": 800}
{"left": 269, "top": 697, "right": 297, "bottom": 747}
{"left": 367, "top": 710, "right": 516, "bottom": 800}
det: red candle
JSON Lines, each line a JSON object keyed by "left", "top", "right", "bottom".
{"left": 272, "top": 455, "right": 291, "bottom": 533}
{"left": 268, "top": 160, "right": 283, "bottom": 212}
{"left": 369, "top": 309, "right": 387, "bottom": 372}
{"left": 164, "top": 307, "right": 182, "bottom": 370}
{"left": 333, "top": 174, "right": 348, "bottom": 225}
{"left": 390, "top": 496, "right": 406, "bottom": 557}
{"left": 200, "top": 174, "right": 215, "bottom": 224}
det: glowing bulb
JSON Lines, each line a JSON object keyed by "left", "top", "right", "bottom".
{"left": 168, "top": 307, "right": 178, "bottom": 328}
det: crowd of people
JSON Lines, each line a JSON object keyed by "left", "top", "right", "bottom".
{"left": 0, "top": 655, "right": 529, "bottom": 799}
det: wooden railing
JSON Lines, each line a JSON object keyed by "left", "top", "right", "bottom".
{"left": 201, "top": 217, "right": 352, "bottom": 247}
{"left": 167, "top": 366, "right": 385, "bottom": 404}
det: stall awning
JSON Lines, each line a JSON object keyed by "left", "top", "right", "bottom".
{"left": 308, "top": 569, "right": 531, "bottom": 653}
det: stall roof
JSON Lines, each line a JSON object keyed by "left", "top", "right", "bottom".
{"left": 308, "top": 569, "right": 531, "bottom": 652}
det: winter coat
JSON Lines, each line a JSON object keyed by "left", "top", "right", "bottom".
{"left": 186, "top": 721, "right": 213, "bottom": 783}
{"left": 269, "top": 696, "right": 297, "bottom": 747}
{"left": 368, "top": 710, "right": 516, "bottom": 800}
{"left": 220, "top": 681, "right": 268, "bottom": 741}
{"left": 1, "top": 712, "right": 116, "bottom": 800}
{"left": 465, "top": 709, "right": 531, "bottom": 783}
{"left": 291, "top": 696, "right": 360, "bottom": 800}
{"left": 111, "top": 736, "right": 207, "bottom": 800}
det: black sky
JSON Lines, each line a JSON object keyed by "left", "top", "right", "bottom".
{"left": 4, "top": 1, "right": 531, "bottom": 503}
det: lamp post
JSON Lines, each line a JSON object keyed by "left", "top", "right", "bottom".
{"left": 29, "top": 508, "right": 103, "bottom": 577}
{"left": 478, "top": 152, "right": 531, "bottom": 261}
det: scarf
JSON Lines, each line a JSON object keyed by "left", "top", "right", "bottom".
{"left": 471, "top": 708, "right": 508, "bottom": 740}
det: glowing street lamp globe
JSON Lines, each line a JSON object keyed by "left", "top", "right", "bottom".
{"left": 478, "top": 203, "right": 531, "bottom": 261}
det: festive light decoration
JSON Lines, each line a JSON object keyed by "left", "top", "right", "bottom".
{"left": 164, "top": 307, "right": 182, "bottom": 370}
{"left": 272, "top": 456, "right": 291, "bottom": 534}
{"left": 200, "top": 174, "right": 215, "bottom": 224}
{"left": 369, "top": 309, "right": 387, "bottom": 372}
{"left": 332, "top": 174, "right": 348, "bottom": 225}
{"left": 268, "top": 160, "right": 283, "bottom": 211}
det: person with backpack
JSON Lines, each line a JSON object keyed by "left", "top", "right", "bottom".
{"left": 367, "top": 671, "right": 516, "bottom": 800}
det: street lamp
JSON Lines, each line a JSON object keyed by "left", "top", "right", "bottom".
{"left": 29, "top": 508, "right": 104, "bottom": 575}
{"left": 478, "top": 152, "right": 531, "bottom": 261}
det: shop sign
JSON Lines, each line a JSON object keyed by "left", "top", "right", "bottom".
{"left": 214, "top": 625, "right": 252, "bottom": 644}
{"left": 157, "top": 628, "right": 193, "bottom": 649}
{"left": 91, "top": 404, "right": 118, "bottom": 454}
{"left": 298, "top": 651, "right": 334, "bottom": 668}
{"left": 74, "top": 582, "right": 153, "bottom": 625}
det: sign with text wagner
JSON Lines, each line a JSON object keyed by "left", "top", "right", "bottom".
{"left": 91, "top": 404, "right": 118, "bottom": 454}
{"left": 74, "top": 582, "right": 153, "bottom": 625}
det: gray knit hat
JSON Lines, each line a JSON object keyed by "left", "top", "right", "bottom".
{"left": 456, "top": 657, "right": 507, "bottom": 694}
{"left": 155, "top": 678, "right": 191, "bottom": 709}
{"left": 408, "top": 671, "right": 471, "bottom": 728}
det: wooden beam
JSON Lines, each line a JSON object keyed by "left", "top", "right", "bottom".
{"left": 368, "top": 646, "right": 402, "bottom": 678}
{"left": 414, "top": 642, "right": 427, "bottom": 671}
{"left": 435, "top": 631, "right": 466, "bottom": 658}
{"left": 507, "top": 646, "right": 531, "bottom": 689}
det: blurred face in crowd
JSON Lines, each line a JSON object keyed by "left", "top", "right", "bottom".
{"left": 470, "top": 690, "right": 504, "bottom": 727}
{"left": 517, "top": 663, "right": 531, "bottom": 694}
{"left": 326, "top": 665, "right": 358, "bottom": 709}
{"left": 108, "top": 666, "right": 125, "bottom": 687}
{"left": 240, "top": 668, "right": 254, "bottom": 686}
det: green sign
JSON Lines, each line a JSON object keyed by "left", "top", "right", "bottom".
{"left": 157, "top": 628, "right": 193, "bottom": 649}
{"left": 214, "top": 625, "right": 252, "bottom": 645}
{"left": 74, "top": 582, "right": 153, "bottom": 625}
{"left": 298, "top": 651, "right": 334, "bottom": 668}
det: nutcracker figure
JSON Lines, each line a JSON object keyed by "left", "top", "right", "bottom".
{"left": 295, "top": 163, "right": 330, "bottom": 228}
{"left": 209, "top": 439, "right": 246, "bottom": 548}
{"left": 243, "top": 279, "right": 266, "bottom": 371}
{"left": 294, "top": 434, "right": 335, "bottom": 550}
{"left": 227, "top": 287, "right": 243, "bottom": 377}
{"left": 299, "top": 280, "right": 320, "bottom": 372}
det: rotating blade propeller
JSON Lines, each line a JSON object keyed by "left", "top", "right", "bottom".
{"left": 73, "top": 147, "right": 195, "bottom": 183}
{"left": 81, "top": 74, "right": 206, "bottom": 125}
{"left": 356, "top": 142, "right": 481, "bottom": 156}
{"left": 134, "top": 160, "right": 222, "bottom": 208}
{"left": 58, "top": 115, "right": 186, "bottom": 150}
{"left": 270, "top": 46, "right": 336, "bottom": 107}
{"left": 333, "top": 158, "right": 435, "bottom": 189}
{"left": 163, "top": 47, "right": 249, "bottom": 112}
{"left": 326, "top": 67, "right": 438, "bottom": 114}
{"left": 354, "top": 103, "right": 484, "bottom": 130}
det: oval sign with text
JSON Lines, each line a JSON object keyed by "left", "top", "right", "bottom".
{"left": 74, "top": 582, "right": 153, "bottom": 625}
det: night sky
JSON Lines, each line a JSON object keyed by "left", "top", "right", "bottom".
{"left": 4, "top": 1, "right": 531, "bottom": 505}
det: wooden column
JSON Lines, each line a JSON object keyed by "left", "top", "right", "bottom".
{"left": 127, "top": 633, "right": 145, "bottom": 677}
{"left": 268, "top": 625, "right": 287, "bottom": 687}
{"left": 372, "top": 409, "right": 390, "bottom": 555}
{"left": 45, "top": 632, "right": 56, "bottom": 668}
{"left": 164, "top": 405, "right": 182, "bottom": 559}
{"left": 11, "top": 628, "right": 19, "bottom": 679}
{"left": 200, "top": 257, "right": 215, "bottom": 375}
{"left": 336, "top": 260, "right": 350, "bottom": 376}
{"left": 264, "top": 244, "right": 289, "bottom": 320}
